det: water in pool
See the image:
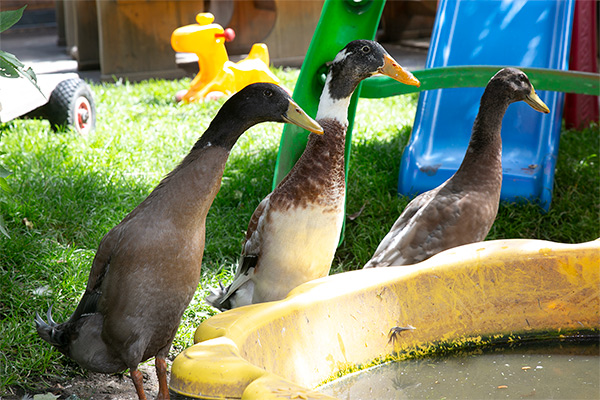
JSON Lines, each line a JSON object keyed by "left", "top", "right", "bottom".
{"left": 318, "top": 340, "right": 599, "bottom": 399}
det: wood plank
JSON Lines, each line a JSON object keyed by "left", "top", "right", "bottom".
{"left": 263, "top": 0, "right": 324, "bottom": 65}
{"left": 96, "top": 0, "right": 203, "bottom": 81}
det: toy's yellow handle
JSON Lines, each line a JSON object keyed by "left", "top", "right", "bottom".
{"left": 196, "top": 13, "right": 215, "bottom": 25}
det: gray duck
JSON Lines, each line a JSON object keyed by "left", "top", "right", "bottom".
{"left": 207, "top": 40, "right": 420, "bottom": 310}
{"left": 364, "top": 68, "right": 550, "bottom": 268}
{"left": 35, "top": 82, "right": 322, "bottom": 400}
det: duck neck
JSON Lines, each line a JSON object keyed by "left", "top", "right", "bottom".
{"left": 143, "top": 119, "right": 244, "bottom": 226}
{"left": 305, "top": 118, "right": 347, "bottom": 172}
{"left": 307, "top": 69, "right": 356, "bottom": 177}
{"left": 304, "top": 70, "right": 354, "bottom": 178}
{"left": 274, "top": 118, "right": 347, "bottom": 205}
{"left": 311, "top": 75, "right": 351, "bottom": 180}
{"left": 315, "top": 69, "right": 359, "bottom": 126}
{"left": 455, "top": 90, "right": 509, "bottom": 178}
{"left": 274, "top": 80, "right": 352, "bottom": 203}
{"left": 196, "top": 102, "right": 255, "bottom": 150}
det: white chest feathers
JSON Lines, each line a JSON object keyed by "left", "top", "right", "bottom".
{"left": 251, "top": 202, "right": 345, "bottom": 303}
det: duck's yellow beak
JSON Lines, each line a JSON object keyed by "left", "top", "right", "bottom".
{"left": 525, "top": 86, "right": 550, "bottom": 114}
{"left": 283, "top": 99, "right": 324, "bottom": 134}
{"left": 379, "top": 53, "right": 421, "bottom": 87}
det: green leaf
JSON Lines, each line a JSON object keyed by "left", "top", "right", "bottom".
{"left": 0, "top": 177, "right": 12, "bottom": 193}
{"left": 0, "top": 6, "right": 26, "bottom": 33}
{"left": 0, "top": 49, "right": 42, "bottom": 93}
{"left": 22, "top": 65, "right": 38, "bottom": 82}
{"left": 0, "top": 55, "right": 21, "bottom": 78}
{"left": 18, "top": 67, "right": 42, "bottom": 93}
{"left": 0, "top": 214, "right": 9, "bottom": 238}
{"left": 0, "top": 165, "right": 10, "bottom": 179}
{"left": 0, "top": 49, "right": 26, "bottom": 69}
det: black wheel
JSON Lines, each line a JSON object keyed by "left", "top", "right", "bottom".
{"left": 43, "top": 78, "right": 96, "bottom": 135}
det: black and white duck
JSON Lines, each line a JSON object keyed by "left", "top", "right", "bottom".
{"left": 35, "top": 83, "right": 322, "bottom": 400}
{"left": 207, "top": 40, "right": 421, "bottom": 310}
{"left": 364, "top": 68, "right": 550, "bottom": 268}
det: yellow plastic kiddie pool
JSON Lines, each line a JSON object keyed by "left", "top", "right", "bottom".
{"left": 169, "top": 238, "right": 599, "bottom": 399}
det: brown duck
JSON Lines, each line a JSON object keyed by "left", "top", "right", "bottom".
{"left": 207, "top": 40, "right": 420, "bottom": 310}
{"left": 35, "top": 82, "right": 323, "bottom": 400}
{"left": 364, "top": 68, "right": 550, "bottom": 268}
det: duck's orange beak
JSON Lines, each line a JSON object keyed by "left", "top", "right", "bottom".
{"left": 379, "top": 53, "right": 421, "bottom": 87}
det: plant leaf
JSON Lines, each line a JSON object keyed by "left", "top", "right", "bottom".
{"left": 0, "top": 54, "right": 22, "bottom": 78}
{"left": 0, "top": 6, "right": 26, "bottom": 33}
{"left": 0, "top": 165, "right": 11, "bottom": 179}
{"left": 0, "top": 50, "right": 42, "bottom": 93}
{"left": 22, "top": 65, "right": 38, "bottom": 82}
{"left": 0, "top": 177, "right": 12, "bottom": 193}
{"left": 0, "top": 49, "right": 25, "bottom": 69}
{"left": 0, "top": 214, "right": 9, "bottom": 238}
{"left": 19, "top": 68, "right": 43, "bottom": 94}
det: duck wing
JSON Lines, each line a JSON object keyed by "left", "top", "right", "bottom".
{"left": 364, "top": 188, "right": 441, "bottom": 268}
{"left": 240, "top": 193, "right": 270, "bottom": 259}
{"left": 206, "top": 194, "right": 270, "bottom": 309}
{"left": 68, "top": 225, "right": 122, "bottom": 321}
{"left": 367, "top": 181, "right": 491, "bottom": 267}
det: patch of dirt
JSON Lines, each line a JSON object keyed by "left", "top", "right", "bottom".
{"left": 4, "top": 362, "right": 166, "bottom": 400}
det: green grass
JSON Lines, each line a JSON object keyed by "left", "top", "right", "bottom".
{"left": 0, "top": 69, "right": 598, "bottom": 395}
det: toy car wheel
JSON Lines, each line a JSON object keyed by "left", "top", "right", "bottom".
{"left": 43, "top": 78, "right": 96, "bottom": 135}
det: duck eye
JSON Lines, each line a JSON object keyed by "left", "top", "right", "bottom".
{"left": 518, "top": 73, "right": 527, "bottom": 83}
{"left": 264, "top": 89, "right": 273, "bottom": 97}
{"left": 361, "top": 45, "right": 371, "bottom": 54}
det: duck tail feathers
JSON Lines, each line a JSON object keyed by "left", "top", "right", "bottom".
{"left": 35, "top": 305, "right": 67, "bottom": 349}
{"left": 205, "top": 281, "right": 231, "bottom": 311}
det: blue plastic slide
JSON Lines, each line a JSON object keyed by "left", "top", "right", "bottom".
{"left": 398, "top": 0, "right": 575, "bottom": 211}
